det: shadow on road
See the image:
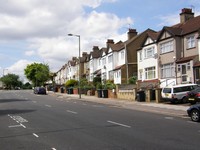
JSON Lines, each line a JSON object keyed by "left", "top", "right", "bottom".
{"left": 0, "top": 109, "right": 36, "bottom": 116}
{"left": 0, "top": 99, "right": 29, "bottom": 103}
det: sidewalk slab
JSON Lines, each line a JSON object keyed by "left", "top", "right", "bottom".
{"left": 49, "top": 92, "right": 189, "bottom": 117}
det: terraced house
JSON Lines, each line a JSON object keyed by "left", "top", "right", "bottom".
{"left": 55, "top": 8, "right": 200, "bottom": 89}
{"left": 137, "top": 8, "right": 200, "bottom": 88}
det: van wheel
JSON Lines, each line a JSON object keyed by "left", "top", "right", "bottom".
{"left": 181, "top": 97, "right": 187, "bottom": 103}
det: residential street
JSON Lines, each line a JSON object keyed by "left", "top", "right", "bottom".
{"left": 0, "top": 90, "right": 200, "bottom": 150}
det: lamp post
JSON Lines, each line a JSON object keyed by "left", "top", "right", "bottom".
{"left": 3, "top": 69, "right": 8, "bottom": 76}
{"left": 68, "top": 34, "right": 81, "bottom": 99}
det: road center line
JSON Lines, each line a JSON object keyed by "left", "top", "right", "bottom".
{"left": 66, "top": 110, "right": 78, "bottom": 114}
{"left": 45, "top": 104, "right": 52, "bottom": 108}
{"left": 33, "top": 133, "right": 39, "bottom": 138}
{"left": 107, "top": 120, "right": 131, "bottom": 128}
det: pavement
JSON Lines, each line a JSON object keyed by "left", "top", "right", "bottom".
{"left": 48, "top": 91, "right": 191, "bottom": 118}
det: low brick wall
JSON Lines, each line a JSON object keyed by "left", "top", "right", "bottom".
{"left": 116, "top": 84, "right": 137, "bottom": 101}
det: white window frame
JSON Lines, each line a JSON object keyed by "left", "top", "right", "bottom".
{"left": 187, "top": 35, "right": 195, "bottom": 49}
{"left": 161, "top": 63, "right": 175, "bottom": 78}
{"left": 145, "top": 67, "right": 155, "bottom": 79}
{"left": 121, "top": 51, "right": 125, "bottom": 60}
{"left": 144, "top": 47, "right": 154, "bottom": 58}
{"left": 108, "top": 54, "right": 113, "bottom": 63}
{"left": 102, "top": 57, "right": 106, "bottom": 65}
{"left": 160, "top": 41, "right": 173, "bottom": 54}
{"left": 139, "top": 51, "right": 142, "bottom": 61}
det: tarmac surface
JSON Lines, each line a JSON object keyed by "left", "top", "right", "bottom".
{"left": 49, "top": 91, "right": 191, "bottom": 119}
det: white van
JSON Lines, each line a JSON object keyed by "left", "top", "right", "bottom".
{"left": 161, "top": 84, "right": 197, "bottom": 103}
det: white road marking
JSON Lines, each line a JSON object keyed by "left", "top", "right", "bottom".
{"left": 8, "top": 125, "right": 23, "bottom": 128}
{"left": 82, "top": 103, "right": 87, "bottom": 105}
{"left": 107, "top": 120, "right": 131, "bottom": 128}
{"left": 32, "top": 101, "right": 37, "bottom": 103}
{"left": 45, "top": 105, "right": 52, "bottom": 108}
{"left": 73, "top": 102, "right": 77, "bottom": 104}
{"left": 20, "top": 123, "right": 26, "bottom": 128}
{"left": 52, "top": 148, "right": 57, "bottom": 150}
{"left": 67, "top": 110, "right": 78, "bottom": 114}
{"left": 164, "top": 117, "right": 174, "bottom": 120}
{"left": 92, "top": 105, "right": 103, "bottom": 108}
{"left": 33, "top": 133, "right": 39, "bottom": 138}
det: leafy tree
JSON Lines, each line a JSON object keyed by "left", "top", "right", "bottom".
{"left": 0, "top": 73, "right": 21, "bottom": 89}
{"left": 24, "top": 63, "right": 50, "bottom": 87}
{"left": 22, "top": 82, "right": 32, "bottom": 89}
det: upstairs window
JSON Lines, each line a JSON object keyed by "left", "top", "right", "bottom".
{"left": 108, "top": 54, "right": 113, "bottom": 63}
{"left": 102, "top": 58, "right": 106, "bottom": 65}
{"left": 98, "top": 59, "right": 101, "bottom": 66}
{"left": 121, "top": 51, "right": 125, "bottom": 60}
{"left": 139, "top": 51, "right": 142, "bottom": 61}
{"left": 187, "top": 35, "right": 195, "bottom": 49}
{"left": 144, "top": 47, "right": 154, "bottom": 58}
{"left": 160, "top": 41, "right": 173, "bottom": 54}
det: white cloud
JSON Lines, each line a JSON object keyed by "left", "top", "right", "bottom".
{"left": 25, "top": 50, "right": 35, "bottom": 56}
{"left": 7, "top": 59, "right": 34, "bottom": 82}
{"left": 0, "top": 0, "right": 132, "bottom": 79}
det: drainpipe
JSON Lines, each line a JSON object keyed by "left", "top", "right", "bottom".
{"left": 125, "top": 43, "right": 129, "bottom": 83}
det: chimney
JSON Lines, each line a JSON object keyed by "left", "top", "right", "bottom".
{"left": 106, "top": 39, "right": 114, "bottom": 48}
{"left": 127, "top": 29, "right": 137, "bottom": 40}
{"left": 92, "top": 46, "right": 99, "bottom": 51}
{"left": 82, "top": 52, "right": 87, "bottom": 57}
{"left": 180, "top": 8, "right": 194, "bottom": 23}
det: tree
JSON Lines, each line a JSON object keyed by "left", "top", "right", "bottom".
{"left": 22, "top": 82, "right": 32, "bottom": 89}
{"left": 24, "top": 63, "right": 50, "bottom": 87}
{"left": 0, "top": 74, "right": 21, "bottom": 89}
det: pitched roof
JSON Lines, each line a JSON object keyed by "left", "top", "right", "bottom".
{"left": 109, "top": 41, "right": 124, "bottom": 52}
{"left": 176, "top": 55, "right": 198, "bottom": 64}
{"left": 157, "top": 15, "right": 200, "bottom": 41}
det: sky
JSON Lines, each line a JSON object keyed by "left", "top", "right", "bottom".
{"left": 0, "top": 0, "right": 200, "bottom": 82}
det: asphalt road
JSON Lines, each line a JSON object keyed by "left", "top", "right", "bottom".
{"left": 0, "top": 90, "right": 200, "bottom": 150}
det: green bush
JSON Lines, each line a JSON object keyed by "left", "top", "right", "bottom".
{"left": 93, "top": 76, "right": 101, "bottom": 87}
{"left": 65, "top": 79, "right": 78, "bottom": 87}
{"left": 96, "top": 82, "right": 102, "bottom": 89}
{"left": 105, "top": 80, "right": 116, "bottom": 90}
{"left": 128, "top": 76, "right": 137, "bottom": 84}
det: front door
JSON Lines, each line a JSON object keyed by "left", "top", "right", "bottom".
{"left": 181, "top": 64, "right": 187, "bottom": 82}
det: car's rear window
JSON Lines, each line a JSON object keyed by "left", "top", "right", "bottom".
{"left": 163, "top": 88, "right": 171, "bottom": 93}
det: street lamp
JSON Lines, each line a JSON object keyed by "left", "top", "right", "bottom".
{"left": 68, "top": 33, "right": 81, "bottom": 99}
{"left": 3, "top": 69, "right": 8, "bottom": 76}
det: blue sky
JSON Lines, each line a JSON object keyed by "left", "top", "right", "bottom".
{"left": 0, "top": 0, "right": 200, "bottom": 82}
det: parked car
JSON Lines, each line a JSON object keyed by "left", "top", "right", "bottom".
{"left": 186, "top": 86, "right": 200, "bottom": 104}
{"left": 187, "top": 104, "right": 200, "bottom": 122}
{"left": 161, "top": 84, "right": 197, "bottom": 103}
{"left": 34, "top": 87, "right": 47, "bottom": 95}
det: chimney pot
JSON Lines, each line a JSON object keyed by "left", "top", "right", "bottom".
{"left": 180, "top": 8, "right": 194, "bottom": 23}
{"left": 127, "top": 28, "right": 137, "bottom": 40}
